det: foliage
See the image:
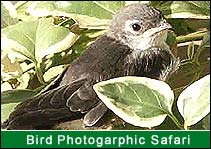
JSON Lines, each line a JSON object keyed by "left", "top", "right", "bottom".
{"left": 1, "top": 1, "right": 210, "bottom": 130}
{"left": 94, "top": 75, "right": 210, "bottom": 130}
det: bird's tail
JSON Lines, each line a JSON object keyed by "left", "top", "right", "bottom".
{"left": 1, "top": 80, "right": 86, "bottom": 130}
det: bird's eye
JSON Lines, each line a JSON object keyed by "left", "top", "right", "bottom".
{"left": 131, "top": 23, "right": 142, "bottom": 31}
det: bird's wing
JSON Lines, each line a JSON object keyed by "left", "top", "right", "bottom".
{"left": 65, "top": 75, "right": 108, "bottom": 126}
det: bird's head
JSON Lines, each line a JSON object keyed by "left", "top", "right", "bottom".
{"left": 107, "top": 3, "right": 172, "bottom": 51}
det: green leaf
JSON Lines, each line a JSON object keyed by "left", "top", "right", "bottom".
{"left": 43, "top": 65, "right": 66, "bottom": 82}
{"left": 177, "top": 74, "right": 210, "bottom": 129}
{"left": 151, "top": 1, "right": 210, "bottom": 19}
{"left": 16, "top": 72, "right": 30, "bottom": 89}
{"left": 15, "top": 1, "right": 37, "bottom": 22}
{"left": 93, "top": 1, "right": 125, "bottom": 14}
{"left": 166, "top": 30, "right": 177, "bottom": 50}
{"left": 202, "top": 113, "right": 210, "bottom": 130}
{"left": 94, "top": 76, "right": 174, "bottom": 128}
{"left": 1, "top": 89, "right": 36, "bottom": 104}
{"left": 28, "top": 1, "right": 119, "bottom": 19}
{"left": 2, "top": 17, "right": 79, "bottom": 63}
{"left": 26, "top": 1, "right": 125, "bottom": 29}
{"left": 1, "top": 82, "right": 12, "bottom": 92}
{"left": 1, "top": 1, "right": 18, "bottom": 28}
{"left": 1, "top": 102, "right": 20, "bottom": 124}
{"left": 169, "top": 1, "right": 210, "bottom": 19}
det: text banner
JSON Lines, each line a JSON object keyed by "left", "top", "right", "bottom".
{"left": 1, "top": 130, "right": 210, "bottom": 148}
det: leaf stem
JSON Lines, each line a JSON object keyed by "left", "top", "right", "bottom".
{"left": 168, "top": 112, "right": 184, "bottom": 130}
{"left": 35, "top": 63, "right": 46, "bottom": 85}
{"left": 176, "top": 31, "right": 207, "bottom": 43}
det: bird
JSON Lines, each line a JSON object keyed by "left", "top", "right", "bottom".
{"left": 2, "top": 3, "right": 179, "bottom": 130}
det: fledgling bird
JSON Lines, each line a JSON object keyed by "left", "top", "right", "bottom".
{"left": 2, "top": 3, "right": 179, "bottom": 129}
